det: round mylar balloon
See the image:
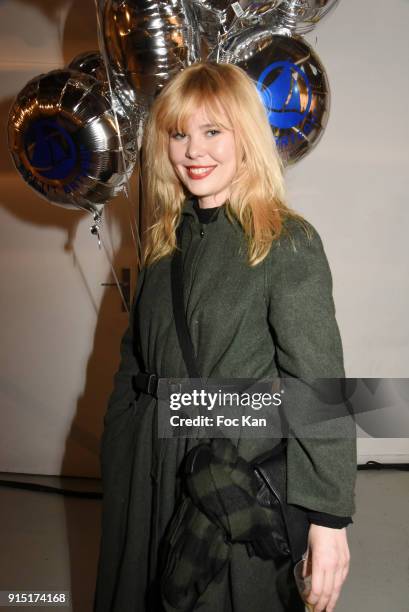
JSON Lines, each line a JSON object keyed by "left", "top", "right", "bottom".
{"left": 225, "top": 32, "right": 330, "bottom": 164}
{"left": 68, "top": 51, "right": 108, "bottom": 83}
{"left": 7, "top": 69, "right": 136, "bottom": 215}
{"left": 192, "top": 0, "right": 284, "bottom": 59}
{"left": 102, "top": 0, "right": 198, "bottom": 104}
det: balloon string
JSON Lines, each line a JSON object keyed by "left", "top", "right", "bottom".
{"left": 135, "top": 149, "right": 144, "bottom": 271}
{"left": 93, "top": 0, "right": 142, "bottom": 269}
{"left": 90, "top": 210, "right": 130, "bottom": 314}
{"left": 130, "top": 151, "right": 143, "bottom": 268}
{"left": 100, "top": 232, "right": 130, "bottom": 314}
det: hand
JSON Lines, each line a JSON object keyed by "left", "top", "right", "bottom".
{"left": 303, "top": 524, "right": 350, "bottom": 612}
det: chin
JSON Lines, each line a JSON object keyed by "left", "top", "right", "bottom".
{"left": 188, "top": 186, "right": 211, "bottom": 195}
{"left": 185, "top": 185, "right": 212, "bottom": 197}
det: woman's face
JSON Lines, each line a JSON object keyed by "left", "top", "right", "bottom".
{"left": 168, "top": 104, "right": 237, "bottom": 208}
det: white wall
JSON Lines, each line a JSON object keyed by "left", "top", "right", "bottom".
{"left": 293, "top": 0, "right": 409, "bottom": 461}
{"left": 298, "top": 0, "right": 409, "bottom": 378}
{"left": 0, "top": 0, "right": 408, "bottom": 476}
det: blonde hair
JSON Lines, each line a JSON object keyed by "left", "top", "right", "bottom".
{"left": 141, "top": 61, "right": 307, "bottom": 267}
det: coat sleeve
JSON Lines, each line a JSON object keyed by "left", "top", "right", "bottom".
{"left": 103, "top": 266, "right": 147, "bottom": 431}
{"left": 265, "top": 218, "right": 357, "bottom": 517}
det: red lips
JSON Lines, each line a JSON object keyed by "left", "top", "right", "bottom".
{"left": 185, "top": 165, "right": 217, "bottom": 180}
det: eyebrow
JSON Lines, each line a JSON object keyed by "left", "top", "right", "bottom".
{"left": 171, "top": 123, "right": 222, "bottom": 133}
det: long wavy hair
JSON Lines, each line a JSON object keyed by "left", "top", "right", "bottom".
{"left": 141, "top": 61, "right": 307, "bottom": 267}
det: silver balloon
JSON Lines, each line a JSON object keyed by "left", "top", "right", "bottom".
{"left": 101, "top": 0, "right": 198, "bottom": 104}
{"left": 191, "top": 1, "right": 278, "bottom": 61}
{"left": 191, "top": 0, "right": 283, "bottom": 57}
{"left": 68, "top": 51, "right": 108, "bottom": 83}
{"left": 76, "top": 44, "right": 152, "bottom": 153}
{"left": 192, "top": 0, "right": 283, "bottom": 27}
{"left": 222, "top": 32, "right": 330, "bottom": 165}
{"left": 269, "top": 0, "right": 340, "bottom": 35}
{"left": 234, "top": 0, "right": 284, "bottom": 24}
{"left": 188, "top": 2, "right": 221, "bottom": 60}
{"left": 7, "top": 69, "right": 137, "bottom": 215}
{"left": 70, "top": 45, "right": 148, "bottom": 140}
{"left": 190, "top": 0, "right": 232, "bottom": 40}
{"left": 192, "top": 0, "right": 231, "bottom": 11}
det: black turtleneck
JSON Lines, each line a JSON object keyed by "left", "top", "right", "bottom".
{"left": 192, "top": 199, "right": 223, "bottom": 224}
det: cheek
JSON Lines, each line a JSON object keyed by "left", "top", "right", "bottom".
{"left": 168, "top": 142, "right": 183, "bottom": 166}
{"left": 212, "top": 136, "right": 237, "bottom": 164}
{"left": 167, "top": 146, "right": 185, "bottom": 184}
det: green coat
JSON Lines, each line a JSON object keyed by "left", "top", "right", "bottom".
{"left": 94, "top": 196, "right": 357, "bottom": 612}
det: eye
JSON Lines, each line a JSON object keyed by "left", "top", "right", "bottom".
{"left": 207, "top": 129, "right": 220, "bottom": 136}
{"left": 171, "top": 131, "right": 186, "bottom": 140}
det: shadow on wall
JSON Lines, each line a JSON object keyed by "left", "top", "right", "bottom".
{"left": 2, "top": 0, "right": 142, "bottom": 607}
{"left": 62, "top": 187, "right": 140, "bottom": 610}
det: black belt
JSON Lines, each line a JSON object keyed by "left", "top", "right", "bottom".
{"left": 132, "top": 371, "right": 272, "bottom": 400}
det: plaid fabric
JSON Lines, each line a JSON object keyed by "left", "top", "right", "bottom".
{"left": 159, "top": 438, "right": 278, "bottom": 611}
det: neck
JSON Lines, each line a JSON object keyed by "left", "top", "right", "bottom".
{"left": 197, "top": 189, "right": 230, "bottom": 209}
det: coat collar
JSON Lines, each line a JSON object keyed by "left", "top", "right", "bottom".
{"left": 181, "top": 195, "right": 224, "bottom": 224}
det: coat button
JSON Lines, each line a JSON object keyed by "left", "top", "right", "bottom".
{"left": 200, "top": 229, "right": 205, "bottom": 237}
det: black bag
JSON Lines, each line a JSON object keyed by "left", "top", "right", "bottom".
{"left": 250, "top": 440, "right": 310, "bottom": 563}
{"left": 171, "top": 220, "right": 310, "bottom": 564}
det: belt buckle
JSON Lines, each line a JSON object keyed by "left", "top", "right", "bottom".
{"left": 147, "top": 373, "right": 158, "bottom": 395}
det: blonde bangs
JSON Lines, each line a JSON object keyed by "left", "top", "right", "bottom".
{"left": 158, "top": 73, "right": 235, "bottom": 137}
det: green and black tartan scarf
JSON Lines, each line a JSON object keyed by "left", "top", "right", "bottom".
{"left": 159, "top": 438, "right": 277, "bottom": 612}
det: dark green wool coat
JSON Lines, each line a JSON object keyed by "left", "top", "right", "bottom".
{"left": 93, "top": 196, "right": 357, "bottom": 612}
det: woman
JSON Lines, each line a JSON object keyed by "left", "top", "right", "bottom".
{"left": 94, "top": 61, "right": 357, "bottom": 612}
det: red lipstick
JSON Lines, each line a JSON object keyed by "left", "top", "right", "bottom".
{"left": 185, "top": 165, "right": 216, "bottom": 180}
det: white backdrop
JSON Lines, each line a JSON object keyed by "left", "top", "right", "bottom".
{"left": 0, "top": 0, "right": 408, "bottom": 476}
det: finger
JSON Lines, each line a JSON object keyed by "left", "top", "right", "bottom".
{"left": 314, "top": 568, "right": 335, "bottom": 612}
{"left": 325, "top": 566, "right": 344, "bottom": 612}
{"left": 305, "top": 560, "right": 325, "bottom": 609}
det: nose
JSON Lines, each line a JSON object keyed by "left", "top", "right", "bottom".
{"left": 185, "top": 135, "right": 205, "bottom": 159}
